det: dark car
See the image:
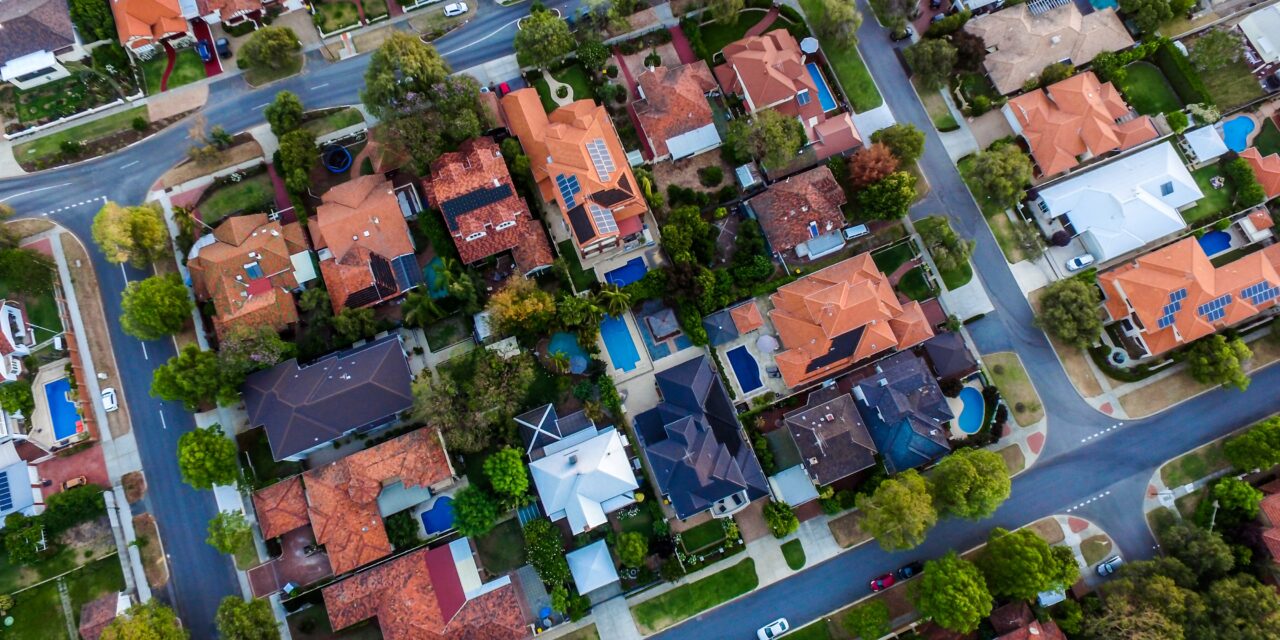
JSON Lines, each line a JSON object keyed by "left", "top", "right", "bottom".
{"left": 930, "top": 0, "right": 943, "bottom": 8}
{"left": 890, "top": 24, "right": 915, "bottom": 41}
{"left": 897, "top": 562, "right": 925, "bottom": 580}
{"left": 195, "top": 40, "right": 211, "bottom": 62}
{"left": 869, "top": 573, "right": 896, "bottom": 591}
{"left": 215, "top": 38, "right": 231, "bottom": 59}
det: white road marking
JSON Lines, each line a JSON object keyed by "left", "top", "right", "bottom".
{"left": 34, "top": 195, "right": 107, "bottom": 217}
{"left": 309, "top": 83, "right": 330, "bottom": 90}
{"left": 1080, "top": 423, "right": 1125, "bottom": 443}
{"left": 0, "top": 183, "right": 71, "bottom": 202}
{"left": 253, "top": 103, "right": 270, "bottom": 110}
{"left": 159, "top": 411, "right": 168, "bottom": 430}
{"left": 121, "top": 160, "right": 140, "bottom": 169}
{"left": 1065, "top": 490, "right": 1112, "bottom": 513}
{"left": 439, "top": 18, "right": 522, "bottom": 56}
{"left": 140, "top": 341, "right": 148, "bottom": 360}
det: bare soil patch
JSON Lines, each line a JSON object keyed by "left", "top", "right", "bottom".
{"left": 122, "top": 471, "right": 146, "bottom": 504}
{"left": 132, "top": 514, "right": 170, "bottom": 589}
{"left": 828, "top": 511, "right": 871, "bottom": 548}
{"left": 998, "top": 444, "right": 1025, "bottom": 475}
{"left": 159, "top": 139, "right": 264, "bottom": 189}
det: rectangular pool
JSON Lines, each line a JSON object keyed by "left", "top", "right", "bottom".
{"left": 43, "top": 378, "right": 81, "bottom": 441}
{"left": 805, "top": 63, "right": 837, "bottom": 113}
{"left": 600, "top": 315, "right": 641, "bottom": 372}
{"left": 726, "top": 346, "right": 762, "bottom": 394}
{"left": 604, "top": 257, "right": 648, "bottom": 288}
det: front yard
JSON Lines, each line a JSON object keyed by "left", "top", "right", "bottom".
{"left": 1180, "top": 163, "right": 1235, "bottom": 225}
{"left": 0, "top": 278, "right": 62, "bottom": 340}
{"left": 13, "top": 106, "right": 148, "bottom": 169}
{"left": 531, "top": 64, "right": 593, "bottom": 113}
{"left": 796, "top": 0, "right": 882, "bottom": 112}
{"left": 8, "top": 73, "right": 121, "bottom": 125}
{"left": 894, "top": 266, "right": 934, "bottom": 301}
{"left": 1114, "top": 62, "right": 1182, "bottom": 116}
{"left": 957, "top": 155, "right": 1028, "bottom": 263}
{"left": 302, "top": 107, "right": 365, "bottom": 138}
{"left": 630, "top": 559, "right": 759, "bottom": 634}
{"left": 314, "top": 0, "right": 363, "bottom": 33}
{"left": 140, "top": 49, "right": 205, "bottom": 95}
{"left": 984, "top": 352, "right": 1043, "bottom": 427}
{"left": 197, "top": 172, "right": 277, "bottom": 225}
{"left": 913, "top": 78, "right": 958, "bottom": 132}
{"left": 1160, "top": 439, "right": 1228, "bottom": 488}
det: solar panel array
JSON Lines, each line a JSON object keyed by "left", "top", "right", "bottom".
{"left": 556, "top": 174, "right": 581, "bottom": 209}
{"left": 586, "top": 139, "right": 615, "bottom": 182}
{"left": 0, "top": 472, "right": 12, "bottom": 512}
{"left": 1156, "top": 289, "right": 1188, "bottom": 329}
{"left": 1197, "top": 293, "right": 1233, "bottom": 322}
{"left": 588, "top": 203, "right": 618, "bottom": 235}
{"left": 1242, "top": 281, "right": 1280, "bottom": 305}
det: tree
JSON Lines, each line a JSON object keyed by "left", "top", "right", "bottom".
{"left": 92, "top": 202, "right": 169, "bottom": 266}
{"left": 816, "top": 0, "right": 863, "bottom": 47}
{"left": 928, "top": 448, "right": 1011, "bottom": 519}
{"left": 910, "top": 552, "right": 992, "bottom": 633}
{"left": 215, "top": 597, "right": 279, "bottom": 640}
{"left": 237, "top": 26, "right": 300, "bottom": 72}
{"left": 856, "top": 171, "right": 917, "bottom": 220}
{"left": 0, "top": 248, "right": 55, "bottom": 295}
{"left": 264, "top": 91, "right": 304, "bottom": 137}
{"left": 1160, "top": 520, "right": 1234, "bottom": 584}
{"left": 0, "top": 380, "right": 35, "bottom": 417}
{"left": 1119, "top": 0, "right": 1174, "bottom": 34}
{"left": 101, "top": 601, "right": 188, "bottom": 640}
{"left": 177, "top": 424, "right": 239, "bottom": 490}
{"left": 872, "top": 124, "right": 926, "bottom": 165}
{"left": 277, "top": 129, "right": 317, "bottom": 194}
{"left": 1194, "top": 573, "right": 1280, "bottom": 640}
{"left": 487, "top": 278, "right": 556, "bottom": 338}
{"left": 577, "top": 40, "right": 609, "bottom": 70}
{"left": 218, "top": 325, "right": 294, "bottom": 378}
{"left": 1184, "top": 334, "right": 1251, "bottom": 391}
{"left": 707, "top": 0, "right": 745, "bottom": 23}
{"left": 524, "top": 517, "right": 570, "bottom": 585}
{"left": 1083, "top": 593, "right": 1185, "bottom": 640}
{"left": 402, "top": 291, "right": 445, "bottom": 328}
{"left": 153, "top": 344, "right": 237, "bottom": 410}
{"left": 484, "top": 447, "right": 529, "bottom": 502}
{"left": 1037, "top": 62, "right": 1075, "bottom": 87}
{"left": 1224, "top": 417, "right": 1280, "bottom": 471}
{"left": 977, "top": 528, "right": 1079, "bottom": 600}
{"left": 362, "top": 32, "right": 453, "bottom": 117}
{"left": 969, "top": 144, "right": 1033, "bottom": 210}
{"left": 725, "top": 109, "right": 806, "bottom": 169}
{"left": 856, "top": 469, "right": 937, "bottom": 551}
{"left": 904, "top": 39, "right": 957, "bottom": 91}
{"left": 382, "top": 75, "right": 487, "bottom": 172}
{"left": 411, "top": 351, "right": 538, "bottom": 453}
{"left": 206, "top": 510, "right": 252, "bottom": 555}
{"left": 616, "top": 531, "right": 649, "bottom": 568}
{"left": 1166, "top": 110, "right": 1189, "bottom": 133}
{"left": 69, "top": 0, "right": 117, "bottom": 42}
{"left": 452, "top": 486, "right": 498, "bottom": 537}
{"left": 763, "top": 500, "right": 799, "bottom": 538}
{"left": 299, "top": 288, "right": 332, "bottom": 316}
{"left": 1224, "top": 157, "right": 1267, "bottom": 208}
{"left": 1035, "top": 277, "right": 1103, "bottom": 350}
{"left": 594, "top": 285, "right": 632, "bottom": 317}
{"left": 1190, "top": 28, "right": 1245, "bottom": 71}
{"left": 848, "top": 143, "right": 899, "bottom": 189}
{"left": 661, "top": 205, "right": 716, "bottom": 266}
{"left": 1011, "top": 220, "right": 1046, "bottom": 261}
{"left": 556, "top": 294, "right": 603, "bottom": 342}
{"left": 1207, "top": 477, "right": 1263, "bottom": 527}
{"left": 121, "top": 274, "right": 193, "bottom": 341}
{"left": 332, "top": 306, "right": 377, "bottom": 344}
{"left": 514, "top": 10, "right": 574, "bottom": 69}
{"left": 842, "top": 601, "right": 890, "bottom": 640}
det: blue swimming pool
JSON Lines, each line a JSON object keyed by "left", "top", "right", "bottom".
{"left": 726, "top": 346, "right": 762, "bottom": 393}
{"left": 805, "top": 63, "right": 837, "bottom": 113}
{"left": 604, "top": 257, "right": 648, "bottom": 288}
{"left": 549, "top": 332, "right": 589, "bottom": 374}
{"left": 1198, "top": 230, "right": 1232, "bottom": 256}
{"left": 43, "top": 378, "right": 81, "bottom": 441}
{"left": 1090, "top": 0, "right": 1117, "bottom": 9}
{"left": 956, "top": 386, "right": 985, "bottom": 435}
{"left": 420, "top": 496, "right": 454, "bottom": 535}
{"left": 600, "top": 315, "right": 641, "bottom": 372}
{"left": 1223, "top": 116, "right": 1255, "bottom": 153}
{"left": 423, "top": 257, "right": 449, "bottom": 299}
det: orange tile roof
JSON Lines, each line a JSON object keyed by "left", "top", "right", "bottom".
{"left": 633, "top": 63, "right": 718, "bottom": 160}
{"left": 110, "top": 0, "right": 186, "bottom": 49}
{"left": 186, "top": 214, "right": 306, "bottom": 339}
{"left": 717, "top": 30, "right": 817, "bottom": 114}
{"left": 730, "top": 300, "right": 764, "bottom": 334}
{"left": 500, "top": 91, "right": 647, "bottom": 250}
{"left": 748, "top": 165, "right": 847, "bottom": 254}
{"left": 251, "top": 476, "right": 309, "bottom": 539}
{"left": 1099, "top": 238, "right": 1280, "bottom": 357}
{"left": 313, "top": 176, "right": 416, "bottom": 311}
{"left": 1006, "top": 72, "right": 1157, "bottom": 177}
{"left": 196, "top": 0, "right": 260, "bottom": 19}
{"left": 1262, "top": 492, "right": 1280, "bottom": 526}
{"left": 1241, "top": 147, "right": 1280, "bottom": 200}
{"left": 769, "top": 253, "right": 934, "bottom": 388}
{"left": 303, "top": 429, "right": 454, "bottom": 575}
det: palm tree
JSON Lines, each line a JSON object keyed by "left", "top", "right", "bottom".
{"left": 594, "top": 285, "right": 631, "bottom": 318}
{"left": 549, "top": 351, "right": 571, "bottom": 374}
{"left": 403, "top": 292, "right": 443, "bottom": 328}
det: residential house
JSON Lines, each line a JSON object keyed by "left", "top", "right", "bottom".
{"left": 421, "top": 137, "right": 554, "bottom": 276}
{"left": 0, "top": 0, "right": 86, "bottom": 90}
{"left": 0, "top": 441, "right": 40, "bottom": 519}
{"left": 527, "top": 421, "right": 639, "bottom": 534}
{"left": 1238, "top": 4, "right": 1280, "bottom": 71}
{"left": 322, "top": 540, "right": 528, "bottom": 640}
{"left": 768, "top": 253, "right": 934, "bottom": 389}
{"left": 313, "top": 175, "right": 422, "bottom": 312}
{"left": 1004, "top": 71, "right": 1157, "bottom": 177}
{"left": 632, "top": 62, "right": 722, "bottom": 162}
{"left": 632, "top": 356, "right": 769, "bottom": 519}
{"left": 964, "top": 3, "right": 1134, "bottom": 95}
{"left": 784, "top": 386, "right": 878, "bottom": 486}
{"left": 714, "top": 30, "right": 862, "bottom": 161}
{"left": 195, "top": 0, "right": 266, "bottom": 26}
{"left": 1098, "top": 237, "right": 1280, "bottom": 358}
{"left": 1241, "top": 147, "right": 1280, "bottom": 201}
{"left": 703, "top": 300, "right": 765, "bottom": 346}
{"left": 567, "top": 539, "right": 620, "bottom": 600}
{"left": 1258, "top": 480, "right": 1280, "bottom": 563}
{"left": 186, "top": 214, "right": 313, "bottom": 339}
{"left": 990, "top": 601, "right": 1067, "bottom": 640}
{"left": 1033, "top": 142, "right": 1202, "bottom": 263}
{"left": 78, "top": 593, "right": 129, "bottom": 640}
{"left": 516, "top": 403, "right": 596, "bottom": 459}
{"left": 242, "top": 334, "right": 414, "bottom": 461}
{"left": 851, "top": 352, "right": 953, "bottom": 474}
{"left": 501, "top": 91, "right": 648, "bottom": 259}
{"left": 921, "top": 332, "right": 979, "bottom": 381}
{"left": 110, "top": 0, "right": 192, "bottom": 57}
{"left": 746, "top": 165, "right": 848, "bottom": 261}
{"left": 0, "top": 301, "right": 34, "bottom": 383}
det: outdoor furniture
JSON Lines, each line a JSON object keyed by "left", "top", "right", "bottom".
{"left": 766, "top": 366, "right": 782, "bottom": 379}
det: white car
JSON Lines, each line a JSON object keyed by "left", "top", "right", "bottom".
{"left": 101, "top": 388, "right": 118, "bottom": 413}
{"left": 443, "top": 2, "right": 468, "bottom": 16}
{"left": 1096, "top": 555, "right": 1123, "bottom": 577}
{"left": 1065, "top": 253, "right": 1096, "bottom": 272}
{"left": 757, "top": 618, "right": 790, "bottom": 640}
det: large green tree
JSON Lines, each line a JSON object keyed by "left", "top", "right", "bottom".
{"left": 514, "top": 10, "right": 575, "bottom": 69}
{"left": 362, "top": 32, "right": 453, "bottom": 117}
{"left": 92, "top": 202, "right": 169, "bottom": 266}
{"left": 69, "top": 0, "right": 117, "bottom": 42}
{"left": 1225, "top": 157, "right": 1267, "bottom": 208}
{"left": 842, "top": 601, "right": 891, "bottom": 640}
{"left": 1190, "top": 28, "right": 1245, "bottom": 71}
{"left": 1184, "top": 334, "right": 1252, "bottom": 391}
{"left": 264, "top": 90, "right": 304, "bottom": 137}
{"left": 904, "top": 39, "right": 957, "bottom": 90}
{"left": 816, "top": 0, "right": 862, "bottom": 47}
{"left": 1035, "top": 276, "right": 1103, "bottom": 350}
{"left": 855, "top": 171, "right": 917, "bottom": 220}
{"left": 661, "top": 205, "right": 716, "bottom": 265}
{"left": 177, "top": 424, "right": 239, "bottom": 490}
{"left": 152, "top": 344, "right": 237, "bottom": 411}
{"left": 918, "top": 216, "right": 974, "bottom": 275}
{"left": 969, "top": 143, "right": 1034, "bottom": 210}
{"left": 910, "top": 551, "right": 992, "bottom": 633}
{"left": 206, "top": 510, "right": 252, "bottom": 555}
{"left": 0, "top": 381, "right": 35, "bottom": 417}
{"left": 237, "top": 27, "right": 300, "bottom": 72}
{"left": 856, "top": 469, "right": 937, "bottom": 551}
{"left": 1159, "top": 520, "right": 1234, "bottom": 584}
{"left": 1083, "top": 592, "right": 1186, "bottom": 640}
{"left": 383, "top": 75, "right": 487, "bottom": 172}
{"left": 121, "top": 273, "right": 193, "bottom": 341}
{"left": 215, "top": 597, "right": 280, "bottom": 640}
{"left": 725, "top": 109, "right": 806, "bottom": 169}
{"left": 872, "top": 124, "right": 926, "bottom": 165}
{"left": 977, "top": 527, "right": 1079, "bottom": 600}
{"left": 1119, "top": 0, "right": 1174, "bottom": 34}
{"left": 101, "top": 601, "right": 188, "bottom": 640}
{"left": 217, "top": 325, "right": 295, "bottom": 378}
{"left": 1223, "top": 417, "right": 1280, "bottom": 471}
{"left": 484, "top": 447, "right": 529, "bottom": 503}
{"left": 333, "top": 306, "right": 378, "bottom": 344}
{"left": 524, "top": 517, "right": 570, "bottom": 585}
{"left": 616, "top": 531, "right": 649, "bottom": 568}
{"left": 452, "top": 486, "right": 498, "bottom": 537}
{"left": 277, "top": 129, "right": 317, "bottom": 194}
{"left": 1193, "top": 573, "right": 1280, "bottom": 640}
{"left": 1207, "top": 477, "right": 1263, "bottom": 527}
{"left": 928, "top": 448, "right": 1011, "bottom": 519}
{"left": 410, "top": 352, "right": 538, "bottom": 453}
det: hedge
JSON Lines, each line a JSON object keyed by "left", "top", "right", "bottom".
{"left": 1153, "top": 40, "right": 1212, "bottom": 107}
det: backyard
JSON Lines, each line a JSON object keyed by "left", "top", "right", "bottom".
{"left": 557, "top": 240, "right": 597, "bottom": 292}
{"left": 1255, "top": 117, "right": 1280, "bottom": 157}
{"left": 630, "top": 559, "right": 759, "bottom": 634}
{"left": 796, "top": 0, "right": 882, "bottom": 111}
{"left": 197, "top": 172, "right": 276, "bottom": 225}
{"left": 531, "top": 64, "right": 593, "bottom": 113}
{"left": 894, "top": 266, "right": 933, "bottom": 301}
{"left": 475, "top": 518, "right": 527, "bottom": 575}
{"left": 1198, "top": 61, "right": 1265, "bottom": 111}
{"left": 424, "top": 313, "right": 470, "bottom": 351}
{"left": 0, "top": 279, "right": 62, "bottom": 340}
{"left": 984, "top": 352, "right": 1043, "bottom": 427}
{"left": 954, "top": 71, "right": 998, "bottom": 106}
{"left": 1180, "top": 163, "right": 1235, "bottom": 225}
{"left": 314, "top": 0, "right": 363, "bottom": 33}
{"left": 6, "top": 556, "right": 124, "bottom": 640}
{"left": 13, "top": 106, "right": 148, "bottom": 168}
{"left": 9, "top": 73, "right": 121, "bottom": 125}
{"left": 141, "top": 49, "right": 205, "bottom": 95}
{"left": 1114, "top": 62, "right": 1182, "bottom": 116}
{"left": 870, "top": 241, "right": 914, "bottom": 275}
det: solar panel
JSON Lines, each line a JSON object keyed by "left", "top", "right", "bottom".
{"left": 1161, "top": 301, "right": 1182, "bottom": 316}
{"left": 0, "top": 472, "right": 13, "bottom": 512}
{"left": 1171, "top": 288, "right": 1187, "bottom": 302}
{"left": 1204, "top": 308, "right": 1226, "bottom": 322}
{"left": 1197, "top": 293, "right": 1232, "bottom": 317}
{"left": 439, "top": 184, "right": 514, "bottom": 230}
{"left": 556, "top": 174, "right": 581, "bottom": 209}
{"left": 588, "top": 203, "right": 618, "bottom": 235}
{"left": 1157, "top": 315, "right": 1175, "bottom": 329}
{"left": 1242, "top": 281, "right": 1279, "bottom": 305}
{"left": 586, "top": 139, "right": 615, "bottom": 182}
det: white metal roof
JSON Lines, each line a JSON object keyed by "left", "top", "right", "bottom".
{"left": 0, "top": 51, "right": 58, "bottom": 82}
{"left": 529, "top": 426, "right": 639, "bottom": 534}
{"left": 1184, "top": 125, "right": 1228, "bottom": 163}
{"left": 666, "top": 124, "right": 722, "bottom": 160}
{"left": 1240, "top": 5, "right": 1280, "bottom": 64}
{"left": 567, "top": 539, "right": 619, "bottom": 595}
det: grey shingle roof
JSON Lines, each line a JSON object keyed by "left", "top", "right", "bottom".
{"left": 0, "top": 0, "right": 76, "bottom": 66}
{"left": 784, "top": 386, "right": 878, "bottom": 486}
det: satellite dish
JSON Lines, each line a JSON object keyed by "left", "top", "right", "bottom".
{"left": 800, "top": 37, "right": 820, "bottom": 54}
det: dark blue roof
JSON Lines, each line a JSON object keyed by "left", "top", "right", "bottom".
{"left": 851, "top": 352, "right": 953, "bottom": 474}
{"left": 702, "top": 309, "right": 739, "bottom": 347}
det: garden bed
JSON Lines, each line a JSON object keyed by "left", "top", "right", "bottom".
{"left": 8, "top": 73, "right": 121, "bottom": 126}
{"left": 303, "top": 107, "right": 365, "bottom": 138}
{"left": 1114, "top": 62, "right": 1182, "bottom": 116}
{"left": 630, "top": 559, "right": 758, "bottom": 634}
{"left": 314, "top": 1, "right": 363, "bottom": 33}
{"left": 556, "top": 240, "right": 597, "bottom": 292}
{"left": 531, "top": 64, "right": 593, "bottom": 113}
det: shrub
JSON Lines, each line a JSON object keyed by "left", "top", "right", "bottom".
{"left": 698, "top": 165, "right": 724, "bottom": 187}
{"left": 1154, "top": 40, "right": 1213, "bottom": 106}
{"left": 924, "top": 10, "right": 971, "bottom": 37}
{"left": 763, "top": 500, "right": 799, "bottom": 538}
{"left": 1166, "top": 110, "right": 1189, "bottom": 133}
{"left": 967, "top": 95, "right": 991, "bottom": 117}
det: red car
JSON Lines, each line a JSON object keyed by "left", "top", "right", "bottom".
{"left": 497, "top": 82, "right": 511, "bottom": 97}
{"left": 869, "top": 573, "right": 896, "bottom": 591}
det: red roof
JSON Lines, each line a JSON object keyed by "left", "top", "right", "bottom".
{"left": 1242, "top": 147, "right": 1280, "bottom": 200}
{"left": 633, "top": 63, "right": 719, "bottom": 160}
{"left": 251, "top": 476, "right": 310, "bottom": 539}
{"left": 748, "top": 165, "right": 847, "bottom": 254}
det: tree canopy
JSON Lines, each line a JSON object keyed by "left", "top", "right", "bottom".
{"left": 152, "top": 344, "right": 239, "bottom": 411}
{"left": 237, "top": 27, "right": 300, "bottom": 71}
{"left": 362, "top": 32, "right": 453, "bottom": 118}
{"left": 1119, "top": 0, "right": 1175, "bottom": 34}
{"left": 928, "top": 448, "right": 1011, "bottom": 519}
{"left": 855, "top": 171, "right": 917, "bottom": 220}
{"left": 904, "top": 39, "right": 957, "bottom": 91}
{"left": 1190, "top": 29, "right": 1245, "bottom": 71}
{"left": 816, "top": 0, "right": 863, "bottom": 47}
{"left": 382, "top": 75, "right": 487, "bottom": 172}
{"left": 0, "top": 381, "right": 35, "bottom": 417}
{"left": 977, "top": 527, "right": 1079, "bottom": 600}
{"left": 872, "top": 124, "right": 926, "bottom": 165}
{"left": 277, "top": 129, "right": 317, "bottom": 194}
{"left": 856, "top": 469, "right": 937, "bottom": 551}
{"left": 69, "top": 0, "right": 117, "bottom": 42}
{"left": 1223, "top": 417, "right": 1280, "bottom": 471}
{"left": 206, "top": 510, "right": 252, "bottom": 555}
{"left": 848, "top": 143, "right": 899, "bottom": 189}
{"left": 452, "top": 486, "right": 498, "bottom": 538}
{"left": 215, "top": 597, "right": 280, "bottom": 640}
{"left": 487, "top": 278, "right": 557, "bottom": 339}
{"left": 484, "top": 447, "right": 529, "bottom": 502}
{"left": 264, "top": 91, "right": 304, "bottom": 137}
{"left": 101, "top": 602, "right": 188, "bottom": 640}
{"left": 617, "top": 531, "right": 649, "bottom": 568}
{"left": 513, "top": 10, "right": 575, "bottom": 69}
{"left": 842, "top": 601, "right": 891, "bottom": 640}
{"left": 217, "top": 325, "right": 295, "bottom": 378}
{"left": 411, "top": 351, "right": 538, "bottom": 453}
{"left": 725, "top": 109, "right": 806, "bottom": 169}
{"left": 1035, "top": 276, "right": 1103, "bottom": 350}
{"left": 1159, "top": 520, "right": 1235, "bottom": 584}
{"left": 763, "top": 500, "right": 799, "bottom": 538}
{"left": 121, "top": 274, "right": 193, "bottom": 341}
{"left": 1184, "top": 334, "right": 1252, "bottom": 391}
{"left": 92, "top": 202, "right": 169, "bottom": 266}
{"left": 969, "top": 143, "right": 1033, "bottom": 210}
{"left": 524, "top": 517, "right": 570, "bottom": 585}
{"left": 911, "top": 551, "right": 992, "bottom": 633}
{"left": 177, "top": 424, "right": 239, "bottom": 490}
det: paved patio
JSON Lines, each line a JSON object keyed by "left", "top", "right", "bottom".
{"left": 247, "top": 524, "right": 333, "bottom": 597}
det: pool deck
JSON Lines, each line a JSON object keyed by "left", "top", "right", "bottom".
{"left": 26, "top": 356, "right": 85, "bottom": 452}
{"left": 946, "top": 379, "right": 986, "bottom": 440}
{"left": 597, "top": 310, "right": 655, "bottom": 384}
{"left": 712, "top": 296, "right": 790, "bottom": 401}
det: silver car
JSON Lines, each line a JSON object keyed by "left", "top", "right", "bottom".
{"left": 1096, "top": 555, "right": 1123, "bottom": 576}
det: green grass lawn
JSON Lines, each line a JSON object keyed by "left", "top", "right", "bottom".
{"left": 240, "top": 53, "right": 304, "bottom": 87}
{"left": 141, "top": 48, "right": 205, "bottom": 95}
{"left": 631, "top": 559, "right": 758, "bottom": 634}
{"left": 797, "top": 0, "right": 882, "bottom": 112}
{"left": 1181, "top": 164, "right": 1235, "bottom": 225}
{"left": 197, "top": 173, "right": 276, "bottom": 225}
{"left": 557, "top": 240, "right": 597, "bottom": 292}
{"left": 362, "top": 0, "right": 389, "bottom": 20}
{"left": 895, "top": 265, "right": 934, "bottom": 301}
{"left": 233, "top": 534, "right": 259, "bottom": 570}
{"left": 955, "top": 71, "right": 998, "bottom": 104}
{"left": 1114, "top": 62, "right": 1183, "bottom": 116}
{"left": 679, "top": 519, "right": 726, "bottom": 553}
{"left": 12, "top": 74, "right": 118, "bottom": 124}
{"left": 1160, "top": 439, "right": 1228, "bottom": 487}
{"left": 871, "top": 241, "right": 915, "bottom": 275}
{"left": 913, "top": 77, "right": 957, "bottom": 132}
{"left": 914, "top": 216, "right": 973, "bottom": 289}
{"left": 1254, "top": 117, "right": 1280, "bottom": 157}
{"left": 315, "top": 0, "right": 362, "bottom": 32}
{"left": 1080, "top": 535, "right": 1112, "bottom": 566}
{"left": 618, "top": 508, "right": 655, "bottom": 537}
{"left": 1199, "top": 60, "right": 1265, "bottom": 111}
{"left": 13, "top": 106, "right": 147, "bottom": 167}
{"left": 698, "top": 12, "right": 769, "bottom": 62}
{"left": 475, "top": 518, "right": 528, "bottom": 574}
{"left": 424, "top": 313, "right": 468, "bottom": 350}
{"left": 532, "top": 64, "right": 593, "bottom": 113}
{"left": 303, "top": 107, "right": 365, "bottom": 138}
{"left": 66, "top": 556, "right": 126, "bottom": 611}
{"left": 985, "top": 352, "right": 1043, "bottom": 427}
{"left": 780, "top": 539, "right": 805, "bottom": 570}
{"left": 0, "top": 278, "right": 62, "bottom": 338}
{"left": 7, "top": 579, "right": 63, "bottom": 640}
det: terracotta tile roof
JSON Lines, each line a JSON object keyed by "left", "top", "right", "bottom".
{"left": 1263, "top": 528, "right": 1280, "bottom": 561}
{"left": 196, "top": 0, "right": 260, "bottom": 19}
{"left": 1099, "top": 237, "right": 1280, "bottom": 356}
{"left": 730, "top": 300, "right": 764, "bottom": 334}
{"left": 717, "top": 30, "right": 818, "bottom": 115}
{"left": 0, "top": 0, "right": 76, "bottom": 67}
{"left": 1250, "top": 210, "right": 1275, "bottom": 231}
{"left": 812, "top": 112, "right": 863, "bottom": 160}
{"left": 633, "top": 62, "right": 718, "bottom": 159}
{"left": 303, "top": 429, "right": 453, "bottom": 574}
{"left": 990, "top": 602, "right": 1034, "bottom": 635}
{"left": 500, "top": 91, "right": 647, "bottom": 250}
{"left": 313, "top": 176, "right": 416, "bottom": 311}
{"left": 1262, "top": 492, "right": 1280, "bottom": 526}
{"left": 511, "top": 218, "right": 554, "bottom": 275}
{"left": 78, "top": 593, "right": 120, "bottom": 640}
{"left": 1241, "top": 147, "right": 1280, "bottom": 200}
{"left": 323, "top": 546, "right": 528, "bottom": 640}
{"left": 995, "top": 620, "right": 1067, "bottom": 640}
{"left": 1006, "top": 72, "right": 1157, "bottom": 176}
{"left": 748, "top": 165, "right": 847, "bottom": 254}
{"left": 251, "top": 476, "right": 310, "bottom": 539}
{"left": 110, "top": 0, "right": 187, "bottom": 49}
{"left": 186, "top": 214, "right": 305, "bottom": 339}
{"left": 769, "top": 253, "right": 933, "bottom": 388}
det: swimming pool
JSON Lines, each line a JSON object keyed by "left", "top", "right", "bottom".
{"left": 1090, "top": 0, "right": 1117, "bottom": 9}
{"left": 725, "top": 346, "right": 762, "bottom": 393}
{"left": 420, "top": 496, "right": 454, "bottom": 535}
{"left": 1222, "top": 116, "right": 1255, "bottom": 153}
{"left": 600, "top": 315, "right": 641, "bottom": 372}
{"left": 604, "top": 257, "right": 648, "bottom": 288}
{"left": 1198, "top": 230, "right": 1232, "bottom": 256}
{"left": 549, "top": 332, "right": 589, "bottom": 374}
{"left": 805, "top": 63, "right": 837, "bottom": 113}
{"left": 956, "top": 386, "right": 985, "bottom": 435}
{"left": 43, "top": 378, "right": 81, "bottom": 442}
{"left": 423, "top": 257, "right": 450, "bottom": 299}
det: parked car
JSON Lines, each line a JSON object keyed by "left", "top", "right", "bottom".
{"left": 215, "top": 38, "right": 231, "bottom": 59}
{"left": 497, "top": 81, "right": 512, "bottom": 97}
{"left": 897, "top": 562, "right": 924, "bottom": 580}
{"left": 101, "top": 388, "right": 118, "bottom": 412}
{"left": 195, "top": 40, "right": 211, "bottom": 62}
{"left": 757, "top": 618, "right": 790, "bottom": 640}
{"left": 930, "top": 0, "right": 944, "bottom": 8}
{"left": 444, "top": 2, "right": 468, "bottom": 16}
{"left": 1097, "top": 555, "right": 1123, "bottom": 577}
{"left": 930, "top": 12, "right": 947, "bottom": 22}
{"left": 1065, "top": 253, "right": 1096, "bottom": 272}
{"left": 890, "top": 25, "right": 915, "bottom": 42}
{"left": 62, "top": 476, "right": 88, "bottom": 490}
{"left": 869, "top": 572, "right": 896, "bottom": 591}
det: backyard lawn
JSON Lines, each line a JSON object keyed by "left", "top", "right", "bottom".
{"left": 303, "top": 107, "right": 365, "bottom": 138}
{"left": 955, "top": 71, "right": 998, "bottom": 105}
{"left": 141, "top": 49, "right": 205, "bottom": 95}
{"left": 871, "top": 241, "right": 915, "bottom": 275}
{"left": 895, "top": 266, "right": 934, "bottom": 302}
{"left": 6, "top": 555, "right": 124, "bottom": 640}
{"left": 697, "top": 12, "right": 769, "bottom": 61}
{"left": 1180, "top": 163, "right": 1234, "bottom": 225}
{"left": 197, "top": 173, "right": 276, "bottom": 225}
{"left": 475, "top": 518, "right": 528, "bottom": 574}
{"left": 1199, "top": 60, "right": 1265, "bottom": 111}
{"left": 781, "top": 539, "right": 805, "bottom": 570}
{"left": 797, "top": 0, "right": 882, "bottom": 111}
{"left": 1254, "top": 117, "right": 1280, "bottom": 157}
{"left": 913, "top": 78, "right": 957, "bottom": 132}
{"left": 314, "top": 0, "right": 362, "bottom": 33}
{"left": 532, "top": 64, "right": 593, "bottom": 113}
{"left": 1114, "top": 62, "right": 1182, "bottom": 116}
{"left": 0, "top": 278, "right": 62, "bottom": 339}
{"left": 630, "top": 559, "right": 759, "bottom": 634}
{"left": 984, "top": 352, "right": 1043, "bottom": 427}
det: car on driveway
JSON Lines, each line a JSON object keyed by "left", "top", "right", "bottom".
{"left": 195, "top": 41, "right": 212, "bottom": 62}
{"left": 890, "top": 25, "right": 915, "bottom": 42}
{"left": 444, "top": 2, "right": 468, "bottom": 16}
{"left": 869, "top": 572, "right": 896, "bottom": 591}
{"left": 1097, "top": 555, "right": 1123, "bottom": 576}
{"left": 215, "top": 38, "right": 231, "bottom": 58}
{"left": 101, "top": 387, "right": 118, "bottom": 412}
{"left": 757, "top": 618, "right": 789, "bottom": 639}
{"left": 897, "top": 562, "right": 924, "bottom": 580}
{"left": 1065, "top": 253, "right": 1096, "bottom": 272}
